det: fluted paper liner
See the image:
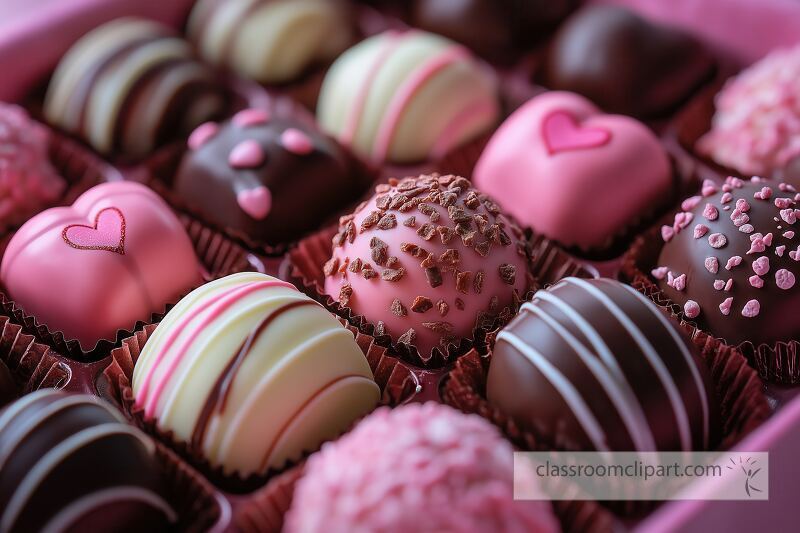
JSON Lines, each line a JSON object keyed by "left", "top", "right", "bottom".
{"left": 0, "top": 210, "right": 259, "bottom": 362}
{"left": 0, "top": 315, "right": 71, "bottom": 395}
{"left": 100, "top": 318, "right": 419, "bottom": 493}
{"left": 622, "top": 219, "right": 800, "bottom": 384}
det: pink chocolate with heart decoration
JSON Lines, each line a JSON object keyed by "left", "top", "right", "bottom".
{"left": 0, "top": 181, "right": 202, "bottom": 349}
{"left": 474, "top": 91, "right": 672, "bottom": 250}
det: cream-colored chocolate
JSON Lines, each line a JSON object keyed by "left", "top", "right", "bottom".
{"left": 44, "top": 18, "right": 224, "bottom": 159}
{"left": 132, "top": 273, "right": 380, "bottom": 477}
{"left": 317, "top": 30, "right": 500, "bottom": 164}
{"left": 187, "top": 0, "right": 351, "bottom": 84}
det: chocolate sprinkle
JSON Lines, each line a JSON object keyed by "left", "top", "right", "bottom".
{"left": 456, "top": 270, "right": 472, "bottom": 294}
{"left": 499, "top": 264, "right": 516, "bottom": 285}
{"left": 381, "top": 268, "right": 405, "bottom": 282}
{"left": 455, "top": 298, "right": 465, "bottom": 310}
{"left": 348, "top": 258, "right": 363, "bottom": 273}
{"left": 398, "top": 328, "right": 416, "bottom": 344}
{"left": 436, "top": 299, "right": 449, "bottom": 317}
{"left": 425, "top": 266, "right": 443, "bottom": 288}
{"left": 420, "top": 253, "right": 437, "bottom": 269}
{"left": 370, "top": 237, "right": 388, "bottom": 265}
{"left": 422, "top": 321, "right": 454, "bottom": 333}
{"left": 375, "top": 321, "right": 386, "bottom": 336}
{"left": 403, "top": 216, "right": 417, "bottom": 227}
{"left": 439, "top": 249, "right": 460, "bottom": 266}
{"left": 338, "top": 284, "right": 352, "bottom": 306}
{"left": 437, "top": 226, "right": 455, "bottom": 244}
{"left": 323, "top": 258, "right": 339, "bottom": 277}
{"left": 361, "top": 211, "right": 380, "bottom": 230}
{"left": 473, "top": 271, "right": 485, "bottom": 294}
{"left": 417, "top": 223, "right": 435, "bottom": 240}
{"left": 390, "top": 298, "right": 407, "bottom": 317}
{"left": 362, "top": 266, "right": 377, "bottom": 280}
{"left": 411, "top": 296, "right": 433, "bottom": 313}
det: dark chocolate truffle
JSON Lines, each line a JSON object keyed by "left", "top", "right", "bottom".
{"left": 0, "top": 360, "right": 16, "bottom": 409}
{"left": 654, "top": 177, "right": 800, "bottom": 347}
{"left": 0, "top": 390, "right": 175, "bottom": 532}
{"left": 175, "top": 109, "right": 364, "bottom": 245}
{"left": 487, "top": 277, "right": 719, "bottom": 451}
{"left": 545, "top": 6, "right": 714, "bottom": 118}
{"left": 412, "top": 0, "right": 577, "bottom": 63}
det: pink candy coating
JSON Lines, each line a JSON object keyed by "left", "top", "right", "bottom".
{"left": 0, "top": 103, "right": 66, "bottom": 232}
{"left": 0, "top": 182, "right": 201, "bottom": 349}
{"left": 473, "top": 91, "right": 671, "bottom": 251}
{"left": 284, "top": 403, "right": 559, "bottom": 533}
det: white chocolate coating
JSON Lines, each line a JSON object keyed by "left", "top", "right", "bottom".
{"left": 132, "top": 273, "right": 380, "bottom": 476}
{"left": 317, "top": 30, "right": 500, "bottom": 164}
{"left": 188, "top": 0, "right": 351, "bottom": 84}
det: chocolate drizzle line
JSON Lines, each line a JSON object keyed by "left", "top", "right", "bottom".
{"left": 191, "top": 299, "right": 318, "bottom": 450}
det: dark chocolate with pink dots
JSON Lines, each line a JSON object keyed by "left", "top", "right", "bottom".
{"left": 655, "top": 176, "right": 800, "bottom": 346}
{"left": 174, "top": 108, "right": 362, "bottom": 245}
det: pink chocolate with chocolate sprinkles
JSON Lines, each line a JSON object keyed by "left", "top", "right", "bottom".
{"left": 653, "top": 176, "right": 800, "bottom": 346}
{"left": 323, "top": 174, "right": 531, "bottom": 356}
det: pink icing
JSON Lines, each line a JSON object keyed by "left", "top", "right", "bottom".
{"left": 372, "top": 44, "right": 472, "bottom": 162}
{"left": 137, "top": 279, "right": 295, "bottom": 418}
{"left": 693, "top": 224, "right": 709, "bottom": 239}
{"left": 474, "top": 91, "right": 671, "bottom": 251}
{"left": 0, "top": 182, "right": 201, "bottom": 349}
{"left": 725, "top": 279, "right": 733, "bottom": 291}
{"left": 229, "top": 140, "right": 265, "bottom": 169}
{"left": 775, "top": 198, "right": 794, "bottom": 209}
{"left": 720, "top": 192, "right": 733, "bottom": 204}
{"left": 651, "top": 266, "right": 669, "bottom": 279}
{"left": 735, "top": 198, "right": 751, "bottom": 212}
{"left": 754, "top": 186, "right": 773, "bottom": 200}
{"left": 237, "top": 186, "right": 272, "bottom": 220}
{"left": 776, "top": 245, "right": 786, "bottom": 257}
{"left": 784, "top": 231, "right": 795, "bottom": 238}
{"left": 741, "top": 299, "right": 761, "bottom": 317}
{"left": 232, "top": 108, "right": 270, "bottom": 127}
{"left": 188, "top": 122, "right": 219, "bottom": 150}
{"left": 704, "top": 257, "right": 719, "bottom": 273}
{"left": 719, "top": 297, "right": 734, "bottom": 315}
{"left": 749, "top": 275, "right": 764, "bottom": 288}
{"left": 541, "top": 110, "right": 611, "bottom": 155}
{"left": 702, "top": 203, "right": 719, "bottom": 220}
{"left": 280, "top": 128, "right": 314, "bottom": 155}
{"left": 713, "top": 280, "right": 725, "bottom": 290}
{"left": 725, "top": 256, "right": 742, "bottom": 270}
{"left": 708, "top": 233, "right": 727, "bottom": 248}
{"left": 775, "top": 268, "right": 796, "bottom": 290}
{"left": 62, "top": 207, "right": 125, "bottom": 254}
{"left": 684, "top": 300, "right": 700, "bottom": 318}
{"left": 738, "top": 224, "right": 754, "bottom": 234}
{"left": 752, "top": 256, "right": 770, "bottom": 276}
{"left": 284, "top": 403, "right": 559, "bottom": 533}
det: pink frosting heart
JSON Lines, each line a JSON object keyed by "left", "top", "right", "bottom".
{"left": 474, "top": 91, "right": 672, "bottom": 250}
{"left": 63, "top": 207, "right": 125, "bottom": 254}
{"left": 237, "top": 186, "right": 272, "bottom": 220}
{"left": 0, "top": 182, "right": 202, "bottom": 349}
{"left": 229, "top": 140, "right": 265, "bottom": 169}
{"left": 542, "top": 110, "right": 611, "bottom": 154}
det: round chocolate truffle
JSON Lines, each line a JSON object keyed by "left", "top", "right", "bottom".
{"left": 0, "top": 360, "right": 17, "bottom": 409}
{"left": 174, "top": 109, "right": 362, "bottom": 245}
{"left": 0, "top": 182, "right": 202, "bottom": 350}
{"left": 412, "top": 0, "right": 576, "bottom": 63}
{"left": 0, "top": 390, "right": 175, "bottom": 532}
{"left": 545, "top": 6, "right": 714, "bottom": 118}
{"left": 317, "top": 30, "right": 500, "bottom": 164}
{"left": 0, "top": 104, "right": 66, "bottom": 233}
{"left": 323, "top": 174, "right": 531, "bottom": 359}
{"left": 132, "top": 273, "right": 380, "bottom": 477}
{"left": 487, "top": 277, "right": 719, "bottom": 451}
{"left": 697, "top": 44, "right": 800, "bottom": 178}
{"left": 44, "top": 18, "right": 226, "bottom": 159}
{"left": 188, "top": 0, "right": 353, "bottom": 84}
{"left": 654, "top": 176, "right": 800, "bottom": 347}
{"left": 285, "top": 403, "right": 560, "bottom": 533}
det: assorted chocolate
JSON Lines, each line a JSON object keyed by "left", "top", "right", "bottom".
{"left": 654, "top": 177, "right": 800, "bottom": 347}
{"left": 545, "top": 6, "right": 715, "bottom": 119}
{"left": 174, "top": 108, "right": 362, "bottom": 245}
{"left": 487, "top": 277, "right": 719, "bottom": 451}
{"left": 323, "top": 174, "right": 532, "bottom": 357}
{"left": 0, "top": 390, "right": 175, "bottom": 532}
{"left": 44, "top": 18, "right": 226, "bottom": 160}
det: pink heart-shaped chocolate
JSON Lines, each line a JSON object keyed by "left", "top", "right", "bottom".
{"left": 0, "top": 182, "right": 202, "bottom": 349}
{"left": 474, "top": 91, "right": 671, "bottom": 250}
{"left": 63, "top": 207, "right": 125, "bottom": 254}
{"left": 237, "top": 186, "right": 272, "bottom": 220}
{"left": 542, "top": 110, "right": 611, "bottom": 154}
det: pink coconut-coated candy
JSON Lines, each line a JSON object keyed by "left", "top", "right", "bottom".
{"left": 0, "top": 103, "right": 66, "bottom": 232}
{"left": 473, "top": 91, "right": 671, "bottom": 251}
{"left": 684, "top": 300, "right": 701, "bottom": 318}
{"left": 284, "top": 403, "right": 559, "bottom": 533}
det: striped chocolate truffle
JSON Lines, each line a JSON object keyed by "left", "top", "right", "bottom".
{"left": 44, "top": 18, "right": 226, "bottom": 159}
{"left": 317, "top": 30, "right": 500, "bottom": 164}
{"left": 0, "top": 390, "right": 175, "bottom": 533}
{"left": 487, "top": 277, "right": 719, "bottom": 452}
{"left": 187, "top": 0, "right": 353, "bottom": 84}
{"left": 132, "top": 272, "right": 380, "bottom": 476}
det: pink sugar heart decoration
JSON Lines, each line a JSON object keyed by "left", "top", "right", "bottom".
{"left": 229, "top": 140, "right": 265, "bottom": 169}
{"left": 232, "top": 108, "right": 270, "bottom": 127}
{"left": 237, "top": 186, "right": 272, "bottom": 220}
{"left": 542, "top": 110, "right": 611, "bottom": 155}
{"left": 62, "top": 207, "right": 125, "bottom": 254}
{"left": 187, "top": 122, "right": 219, "bottom": 151}
{"left": 281, "top": 128, "right": 314, "bottom": 155}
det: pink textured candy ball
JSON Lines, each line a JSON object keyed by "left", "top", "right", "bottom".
{"left": 0, "top": 103, "right": 66, "bottom": 232}
{"left": 285, "top": 403, "right": 559, "bottom": 533}
{"left": 323, "top": 174, "right": 530, "bottom": 358}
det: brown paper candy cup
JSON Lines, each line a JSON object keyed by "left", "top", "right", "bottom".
{"left": 99, "top": 317, "right": 419, "bottom": 493}
{"left": 621, "top": 219, "right": 800, "bottom": 384}
{"left": 0, "top": 211, "right": 261, "bottom": 362}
